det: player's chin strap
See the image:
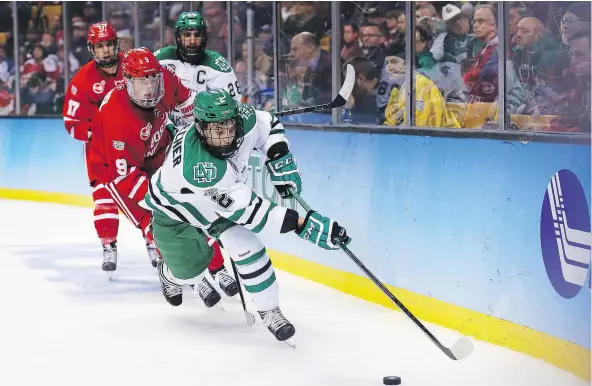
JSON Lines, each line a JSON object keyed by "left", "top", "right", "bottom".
{"left": 274, "top": 64, "right": 356, "bottom": 118}
{"left": 287, "top": 188, "right": 474, "bottom": 362}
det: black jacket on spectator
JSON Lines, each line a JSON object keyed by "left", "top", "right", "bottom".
{"left": 302, "top": 49, "right": 332, "bottom": 106}
{"left": 366, "top": 44, "right": 387, "bottom": 70}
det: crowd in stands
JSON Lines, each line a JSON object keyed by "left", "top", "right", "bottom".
{"left": 276, "top": 1, "right": 591, "bottom": 132}
{"left": 0, "top": 1, "right": 590, "bottom": 134}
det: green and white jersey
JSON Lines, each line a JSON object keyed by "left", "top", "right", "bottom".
{"left": 142, "top": 104, "right": 289, "bottom": 238}
{"left": 154, "top": 46, "right": 242, "bottom": 125}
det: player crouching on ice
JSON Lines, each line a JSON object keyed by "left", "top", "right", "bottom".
{"left": 141, "top": 89, "right": 351, "bottom": 344}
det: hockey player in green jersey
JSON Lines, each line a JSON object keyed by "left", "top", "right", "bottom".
{"left": 142, "top": 89, "right": 351, "bottom": 344}
{"left": 154, "top": 11, "right": 242, "bottom": 126}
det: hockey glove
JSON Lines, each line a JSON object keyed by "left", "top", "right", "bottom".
{"left": 295, "top": 210, "right": 351, "bottom": 250}
{"left": 265, "top": 152, "right": 302, "bottom": 198}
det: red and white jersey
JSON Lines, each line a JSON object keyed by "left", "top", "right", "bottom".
{"left": 88, "top": 67, "right": 192, "bottom": 227}
{"left": 62, "top": 53, "right": 125, "bottom": 141}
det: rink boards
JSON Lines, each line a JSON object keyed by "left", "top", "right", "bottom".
{"left": 0, "top": 118, "right": 590, "bottom": 381}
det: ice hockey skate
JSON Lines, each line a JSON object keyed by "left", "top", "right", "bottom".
{"left": 157, "top": 259, "right": 183, "bottom": 306}
{"left": 146, "top": 242, "right": 159, "bottom": 268}
{"left": 193, "top": 276, "right": 222, "bottom": 308}
{"left": 258, "top": 307, "right": 296, "bottom": 347}
{"left": 211, "top": 267, "right": 239, "bottom": 297}
{"left": 102, "top": 241, "right": 117, "bottom": 280}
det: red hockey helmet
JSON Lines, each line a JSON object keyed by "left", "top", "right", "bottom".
{"left": 122, "top": 48, "right": 164, "bottom": 108}
{"left": 87, "top": 22, "right": 119, "bottom": 68}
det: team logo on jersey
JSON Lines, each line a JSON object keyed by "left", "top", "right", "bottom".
{"left": 166, "top": 64, "right": 176, "bottom": 73}
{"left": 194, "top": 162, "right": 217, "bottom": 183}
{"left": 115, "top": 79, "right": 126, "bottom": 90}
{"left": 140, "top": 122, "right": 152, "bottom": 140}
{"left": 214, "top": 57, "right": 231, "bottom": 72}
{"left": 154, "top": 109, "right": 165, "bottom": 119}
{"left": 112, "top": 140, "right": 125, "bottom": 150}
{"left": 540, "top": 169, "right": 591, "bottom": 299}
{"left": 93, "top": 80, "right": 106, "bottom": 94}
{"left": 71, "top": 85, "right": 78, "bottom": 95}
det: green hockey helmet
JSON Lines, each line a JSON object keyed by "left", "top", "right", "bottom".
{"left": 175, "top": 11, "right": 208, "bottom": 63}
{"left": 193, "top": 89, "right": 244, "bottom": 159}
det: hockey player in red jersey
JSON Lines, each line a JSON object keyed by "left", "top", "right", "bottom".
{"left": 88, "top": 48, "right": 238, "bottom": 300}
{"left": 62, "top": 22, "right": 139, "bottom": 272}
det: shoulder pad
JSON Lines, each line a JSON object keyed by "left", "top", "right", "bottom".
{"left": 154, "top": 46, "right": 179, "bottom": 61}
{"left": 202, "top": 50, "right": 232, "bottom": 73}
{"left": 238, "top": 104, "right": 257, "bottom": 134}
{"left": 182, "top": 132, "right": 228, "bottom": 188}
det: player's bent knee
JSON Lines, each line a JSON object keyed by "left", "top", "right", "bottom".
{"left": 219, "top": 226, "right": 276, "bottom": 294}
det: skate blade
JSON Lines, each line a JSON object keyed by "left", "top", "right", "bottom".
{"left": 283, "top": 338, "right": 296, "bottom": 348}
{"left": 105, "top": 270, "right": 116, "bottom": 281}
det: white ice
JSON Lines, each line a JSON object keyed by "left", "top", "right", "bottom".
{"left": 0, "top": 200, "right": 587, "bottom": 386}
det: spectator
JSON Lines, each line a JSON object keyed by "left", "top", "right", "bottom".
{"left": 513, "top": 17, "right": 569, "bottom": 92}
{"left": 82, "top": 1, "right": 102, "bottom": 24}
{"left": 416, "top": 3, "right": 447, "bottom": 35}
{"left": 549, "top": 29, "right": 591, "bottom": 133}
{"left": 384, "top": 70, "right": 461, "bottom": 128}
{"left": 341, "top": 22, "right": 364, "bottom": 62}
{"left": 508, "top": 2, "right": 528, "bottom": 51}
{"left": 40, "top": 32, "right": 58, "bottom": 56}
{"left": 463, "top": 4, "right": 499, "bottom": 103}
{"left": 416, "top": 24, "right": 437, "bottom": 70}
{"left": 385, "top": 10, "right": 402, "bottom": 41}
{"left": 431, "top": 4, "right": 480, "bottom": 64}
{"left": 0, "top": 46, "right": 13, "bottom": 83}
{"left": 342, "top": 56, "right": 381, "bottom": 124}
{"left": 118, "top": 30, "right": 134, "bottom": 52}
{"left": 71, "top": 19, "right": 91, "bottom": 65}
{"left": 362, "top": 23, "right": 388, "bottom": 69}
{"left": 289, "top": 32, "right": 332, "bottom": 106}
{"left": 560, "top": 3, "right": 591, "bottom": 46}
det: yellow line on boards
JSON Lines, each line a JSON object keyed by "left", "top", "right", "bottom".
{"left": 0, "top": 188, "right": 590, "bottom": 381}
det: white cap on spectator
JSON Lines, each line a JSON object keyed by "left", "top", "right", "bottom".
{"left": 117, "top": 29, "right": 133, "bottom": 39}
{"left": 442, "top": 4, "right": 462, "bottom": 21}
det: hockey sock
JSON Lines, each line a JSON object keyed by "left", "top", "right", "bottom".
{"left": 92, "top": 184, "right": 119, "bottom": 245}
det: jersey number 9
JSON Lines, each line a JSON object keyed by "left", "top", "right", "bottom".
{"left": 116, "top": 159, "right": 128, "bottom": 176}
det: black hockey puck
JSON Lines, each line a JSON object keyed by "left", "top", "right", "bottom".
{"left": 383, "top": 376, "right": 401, "bottom": 385}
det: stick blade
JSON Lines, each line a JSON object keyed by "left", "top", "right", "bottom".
{"left": 245, "top": 311, "right": 256, "bottom": 326}
{"left": 338, "top": 64, "right": 356, "bottom": 102}
{"left": 449, "top": 337, "right": 473, "bottom": 360}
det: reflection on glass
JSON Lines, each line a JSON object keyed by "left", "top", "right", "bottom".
{"left": 506, "top": 1, "right": 591, "bottom": 133}
{"left": 232, "top": 2, "right": 274, "bottom": 111}
{"left": 278, "top": 1, "right": 332, "bottom": 124}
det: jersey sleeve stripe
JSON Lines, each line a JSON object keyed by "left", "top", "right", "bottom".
{"left": 271, "top": 119, "right": 281, "bottom": 128}
{"left": 155, "top": 177, "right": 211, "bottom": 226}
{"left": 239, "top": 196, "right": 263, "bottom": 226}
{"left": 148, "top": 178, "right": 190, "bottom": 224}
{"left": 106, "top": 183, "right": 140, "bottom": 226}
{"left": 145, "top": 193, "right": 181, "bottom": 222}
{"left": 227, "top": 208, "right": 246, "bottom": 222}
{"left": 128, "top": 176, "right": 147, "bottom": 199}
{"left": 249, "top": 201, "right": 277, "bottom": 233}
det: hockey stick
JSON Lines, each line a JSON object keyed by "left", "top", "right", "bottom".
{"left": 288, "top": 188, "right": 474, "bottom": 361}
{"left": 274, "top": 64, "right": 355, "bottom": 118}
{"left": 230, "top": 258, "right": 257, "bottom": 326}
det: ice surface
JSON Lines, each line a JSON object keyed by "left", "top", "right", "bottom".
{"left": 0, "top": 200, "right": 587, "bottom": 386}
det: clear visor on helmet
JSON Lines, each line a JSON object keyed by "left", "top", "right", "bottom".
{"left": 199, "top": 118, "right": 237, "bottom": 150}
{"left": 126, "top": 73, "right": 164, "bottom": 108}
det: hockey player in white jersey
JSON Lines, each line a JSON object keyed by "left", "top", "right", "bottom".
{"left": 154, "top": 11, "right": 242, "bottom": 126}
{"left": 141, "top": 89, "right": 351, "bottom": 344}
